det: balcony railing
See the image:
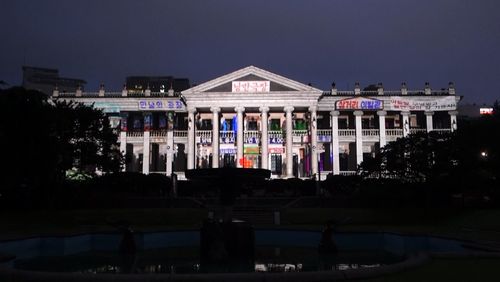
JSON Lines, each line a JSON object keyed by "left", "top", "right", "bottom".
{"left": 292, "top": 130, "right": 308, "bottom": 137}
{"left": 150, "top": 130, "right": 167, "bottom": 138}
{"left": 386, "top": 129, "right": 403, "bottom": 137}
{"left": 317, "top": 129, "right": 332, "bottom": 136}
{"left": 196, "top": 130, "right": 212, "bottom": 144}
{"left": 126, "top": 131, "right": 143, "bottom": 138}
{"left": 122, "top": 128, "right": 450, "bottom": 145}
{"left": 432, "top": 128, "right": 452, "bottom": 134}
{"left": 362, "top": 129, "right": 379, "bottom": 136}
{"left": 340, "top": 171, "right": 357, "bottom": 176}
{"left": 174, "top": 130, "right": 188, "bottom": 138}
{"left": 410, "top": 128, "right": 427, "bottom": 134}
{"left": 338, "top": 129, "right": 355, "bottom": 137}
{"left": 220, "top": 130, "right": 235, "bottom": 143}
{"left": 268, "top": 130, "right": 284, "bottom": 144}
{"left": 244, "top": 130, "right": 260, "bottom": 144}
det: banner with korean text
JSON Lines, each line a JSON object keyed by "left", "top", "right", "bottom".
{"left": 387, "top": 96, "right": 457, "bottom": 111}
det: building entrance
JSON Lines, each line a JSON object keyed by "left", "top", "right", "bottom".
{"left": 270, "top": 154, "right": 282, "bottom": 175}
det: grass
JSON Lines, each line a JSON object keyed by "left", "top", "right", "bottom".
{"left": 0, "top": 208, "right": 207, "bottom": 239}
{"left": 282, "top": 208, "right": 500, "bottom": 242}
{"left": 369, "top": 258, "right": 500, "bottom": 282}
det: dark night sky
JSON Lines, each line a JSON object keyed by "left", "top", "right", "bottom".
{"left": 1, "top": 0, "right": 499, "bottom": 103}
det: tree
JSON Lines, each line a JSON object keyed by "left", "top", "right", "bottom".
{"left": 0, "top": 87, "right": 121, "bottom": 206}
{"left": 358, "top": 132, "right": 458, "bottom": 182}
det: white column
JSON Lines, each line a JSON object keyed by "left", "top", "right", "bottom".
{"left": 142, "top": 137, "right": 150, "bottom": 174}
{"left": 211, "top": 107, "right": 220, "bottom": 168}
{"left": 425, "top": 111, "right": 434, "bottom": 132}
{"left": 166, "top": 130, "right": 174, "bottom": 176}
{"left": 284, "top": 106, "right": 294, "bottom": 177}
{"left": 354, "top": 110, "right": 363, "bottom": 166}
{"left": 402, "top": 111, "right": 410, "bottom": 137}
{"left": 119, "top": 113, "right": 128, "bottom": 172}
{"left": 187, "top": 107, "right": 196, "bottom": 170}
{"left": 377, "top": 110, "right": 387, "bottom": 148}
{"left": 120, "top": 131, "right": 127, "bottom": 172}
{"left": 449, "top": 110, "right": 458, "bottom": 132}
{"left": 259, "top": 106, "right": 270, "bottom": 169}
{"left": 142, "top": 113, "right": 151, "bottom": 174}
{"left": 235, "top": 106, "right": 245, "bottom": 168}
{"left": 330, "top": 111, "right": 340, "bottom": 175}
{"left": 309, "top": 106, "right": 318, "bottom": 177}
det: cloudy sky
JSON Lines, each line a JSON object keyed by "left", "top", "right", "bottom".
{"left": 1, "top": 0, "right": 499, "bottom": 103}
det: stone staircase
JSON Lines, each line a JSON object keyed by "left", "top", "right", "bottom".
{"left": 207, "top": 206, "right": 279, "bottom": 225}
{"left": 232, "top": 207, "right": 278, "bottom": 225}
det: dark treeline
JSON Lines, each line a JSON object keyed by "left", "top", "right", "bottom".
{"left": 0, "top": 87, "right": 122, "bottom": 208}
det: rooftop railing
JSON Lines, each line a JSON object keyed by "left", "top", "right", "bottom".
{"left": 323, "top": 88, "right": 453, "bottom": 96}
{"left": 53, "top": 91, "right": 182, "bottom": 98}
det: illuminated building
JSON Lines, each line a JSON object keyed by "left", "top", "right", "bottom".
{"left": 53, "top": 66, "right": 460, "bottom": 179}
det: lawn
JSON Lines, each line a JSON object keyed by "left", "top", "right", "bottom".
{"left": 282, "top": 208, "right": 500, "bottom": 242}
{"left": 0, "top": 208, "right": 207, "bottom": 239}
{"left": 369, "top": 258, "right": 500, "bottom": 282}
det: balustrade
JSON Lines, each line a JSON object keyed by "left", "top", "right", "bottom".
{"left": 197, "top": 130, "right": 212, "bottom": 145}
{"left": 126, "top": 131, "right": 144, "bottom": 138}
{"left": 386, "top": 129, "right": 403, "bottom": 137}
{"left": 150, "top": 130, "right": 167, "bottom": 138}
{"left": 339, "top": 171, "right": 357, "bottom": 176}
{"left": 292, "top": 129, "right": 308, "bottom": 137}
{"left": 362, "top": 129, "right": 379, "bottom": 136}
{"left": 432, "top": 128, "right": 452, "bottom": 134}
{"left": 268, "top": 130, "right": 284, "bottom": 144}
{"left": 317, "top": 129, "right": 332, "bottom": 136}
{"left": 220, "top": 130, "right": 235, "bottom": 143}
{"left": 173, "top": 130, "right": 188, "bottom": 138}
{"left": 338, "top": 129, "right": 355, "bottom": 136}
{"left": 410, "top": 128, "right": 427, "bottom": 134}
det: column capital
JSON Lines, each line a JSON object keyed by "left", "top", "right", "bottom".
{"left": 187, "top": 106, "right": 197, "bottom": 113}
{"left": 308, "top": 105, "right": 318, "bottom": 112}
{"left": 401, "top": 111, "right": 411, "bottom": 116}
{"left": 353, "top": 110, "right": 364, "bottom": 116}
{"left": 377, "top": 110, "right": 387, "bottom": 116}
{"left": 284, "top": 106, "right": 295, "bottom": 113}
{"left": 210, "top": 106, "right": 221, "bottom": 113}
{"left": 448, "top": 110, "right": 458, "bottom": 115}
{"left": 234, "top": 106, "right": 245, "bottom": 113}
{"left": 424, "top": 111, "right": 434, "bottom": 116}
{"left": 330, "top": 110, "right": 340, "bottom": 117}
{"left": 259, "top": 106, "right": 270, "bottom": 113}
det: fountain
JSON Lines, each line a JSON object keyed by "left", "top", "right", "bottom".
{"left": 185, "top": 167, "right": 270, "bottom": 272}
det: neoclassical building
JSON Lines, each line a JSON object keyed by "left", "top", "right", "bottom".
{"left": 53, "top": 66, "right": 460, "bottom": 179}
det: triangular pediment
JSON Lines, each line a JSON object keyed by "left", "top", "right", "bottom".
{"left": 182, "top": 66, "right": 322, "bottom": 94}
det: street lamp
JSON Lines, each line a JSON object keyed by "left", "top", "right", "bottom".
{"left": 480, "top": 151, "right": 488, "bottom": 158}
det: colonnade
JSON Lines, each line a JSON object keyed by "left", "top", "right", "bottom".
{"left": 186, "top": 105, "right": 319, "bottom": 178}
{"left": 119, "top": 108, "right": 459, "bottom": 177}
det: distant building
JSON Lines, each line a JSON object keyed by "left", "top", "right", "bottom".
{"left": 22, "top": 66, "right": 86, "bottom": 95}
{"left": 458, "top": 103, "right": 493, "bottom": 119}
{"left": 126, "top": 76, "right": 190, "bottom": 93}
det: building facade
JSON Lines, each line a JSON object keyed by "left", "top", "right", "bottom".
{"left": 23, "top": 66, "right": 86, "bottom": 95}
{"left": 53, "top": 66, "right": 460, "bottom": 179}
